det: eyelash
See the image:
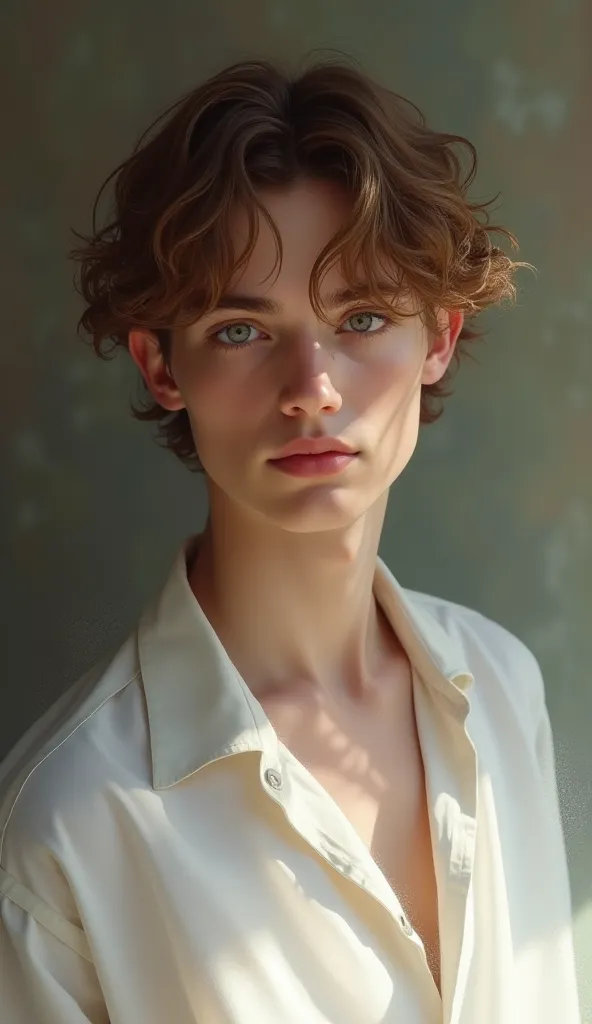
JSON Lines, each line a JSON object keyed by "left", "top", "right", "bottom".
{"left": 205, "top": 311, "right": 395, "bottom": 354}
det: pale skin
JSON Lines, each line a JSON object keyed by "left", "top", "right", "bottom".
{"left": 129, "top": 177, "right": 464, "bottom": 994}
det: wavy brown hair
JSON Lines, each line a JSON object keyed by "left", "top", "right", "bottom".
{"left": 70, "top": 52, "right": 532, "bottom": 473}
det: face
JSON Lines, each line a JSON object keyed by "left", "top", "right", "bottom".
{"left": 129, "top": 179, "right": 463, "bottom": 533}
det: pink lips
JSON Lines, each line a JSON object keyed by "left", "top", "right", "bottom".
{"left": 268, "top": 435, "right": 360, "bottom": 477}
{"left": 268, "top": 451, "right": 358, "bottom": 477}
{"left": 270, "top": 436, "right": 358, "bottom": 460}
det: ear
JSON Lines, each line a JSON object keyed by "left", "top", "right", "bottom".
{"left": 421, "top": 309, "right": 464, "bottom": 386}
{"left": 128, "top": 329, "right": 186, "bottom": 412}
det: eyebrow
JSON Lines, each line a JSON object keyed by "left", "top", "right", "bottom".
{"left": 210, "top": 285, "right": 399, "bottom": 315}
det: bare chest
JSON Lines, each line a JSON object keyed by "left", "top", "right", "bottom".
{"left": 261, "top": 667, "right": 441, "bottom": 993}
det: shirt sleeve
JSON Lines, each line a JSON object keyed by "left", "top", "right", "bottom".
{"left": 1, "top": 870, "right": 109, "bottom": 1024}
{"left": 532, "top": 665, "right": 582, "bottom": 1023}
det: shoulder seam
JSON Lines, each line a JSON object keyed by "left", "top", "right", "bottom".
{"left": 0, "top": 865, "right": 92, "bottom": 961}
{"left": 406, "top": 588, "right": 517, "bottom": 630}
{"left": 404, "top": 588, "right": 487, "bottom": 620}
{"left": 0, "top": 669, "right": 141, "bottom": 862}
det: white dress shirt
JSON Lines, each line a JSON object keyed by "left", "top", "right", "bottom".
{"left": 0, "top": 534, "right": 581, "bottom": 1023}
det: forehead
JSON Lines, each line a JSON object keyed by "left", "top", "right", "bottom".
{"left": 219, "top": 179, "right": 416, "bottom": 316}
{"left": 226, "top": 180, "right": 355, "bottom": 291}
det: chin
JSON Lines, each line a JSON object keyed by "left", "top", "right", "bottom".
{"left": 250, "top": 487, "right": 379, "bottom": 534}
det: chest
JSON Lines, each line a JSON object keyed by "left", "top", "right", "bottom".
{"left": 260, "top": 672, "right": 442, "bottom": 993}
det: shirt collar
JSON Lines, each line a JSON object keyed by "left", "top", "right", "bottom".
{"left": 138, "top": 534, "right": 474, "bottom": 791}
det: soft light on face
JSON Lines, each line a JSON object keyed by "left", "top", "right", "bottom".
{"left": 163, "top": 179, "right": 460, "bottom": 533}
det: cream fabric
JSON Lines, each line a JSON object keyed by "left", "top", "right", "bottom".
{"left": 0, "top": 535, "right": 581, "bottom": 1023}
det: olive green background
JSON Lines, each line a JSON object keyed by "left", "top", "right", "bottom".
{"left": 1, "top": 0, "right": 590, "bottom": 1016}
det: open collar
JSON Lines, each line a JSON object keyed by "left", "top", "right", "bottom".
{"left": 138, "top": 535, "right": 474, "bottom": 791}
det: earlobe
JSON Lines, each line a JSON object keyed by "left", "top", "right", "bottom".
{"left": 421, "top": 309, "right": 464, "bottom": 386}
{"left": 128, "top": 329, "right": 186, "bottom": 412}
{"left": 150, "top": 362, "right": 186, "bottom": 412}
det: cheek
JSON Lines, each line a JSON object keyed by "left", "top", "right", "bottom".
{"left": 351, "top": 338, "right": 424, "bottom": 414}
{"left": 182, "top": 365, "right": 265, "bottom": 449}
{"left": 352, "top": 342, "right": 425, "bottom": 473}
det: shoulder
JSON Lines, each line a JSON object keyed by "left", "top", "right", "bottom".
{"left": 0, "top": 633, "right": 144, "bottom": 877}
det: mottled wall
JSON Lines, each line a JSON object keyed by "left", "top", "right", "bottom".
{"left": 1, "top": 0, "right": 590, "bottom": 1014}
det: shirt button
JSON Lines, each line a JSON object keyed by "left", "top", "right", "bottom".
{"left": 399, "top": 913, "right": 414, "bottom": 937}
{"left": 264, "top": 768, "right": 283, "bottom": 790}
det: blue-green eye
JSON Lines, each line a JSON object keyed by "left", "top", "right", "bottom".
{"left": 207, "top": 310, "right": 392, "bottom": 353}
{"left": 213, "top": 323, "right": 258, "bottom": 347}
{"left": 343, "top": 312, "right": 389, "bottom": 333}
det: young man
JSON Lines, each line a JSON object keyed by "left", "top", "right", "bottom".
{"left": 0, "top": 56, "right": 581, "bottom": 1023}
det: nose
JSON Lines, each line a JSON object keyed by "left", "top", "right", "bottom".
{"left": 280, "top": 374, "right": 343, "bottom": 418}
{"left": 278, "top": 340, "right": 343, "bottom": 418}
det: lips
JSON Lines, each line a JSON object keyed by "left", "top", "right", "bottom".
{"left": 268, "top": 450, "right": 358, "bottom": 477}
{"left": 270, "top": 437, "right": 358, "bottom": 460}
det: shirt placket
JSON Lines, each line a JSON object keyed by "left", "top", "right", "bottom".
{"left": 258, "top": 666, "right": 479, "bottom": 1023}
{"left": 258, "top": 749, "right": 443, "bottom": 1005}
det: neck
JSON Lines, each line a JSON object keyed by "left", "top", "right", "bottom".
{"left": 187, "top": 486, "right": 398, "bottom": 704}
